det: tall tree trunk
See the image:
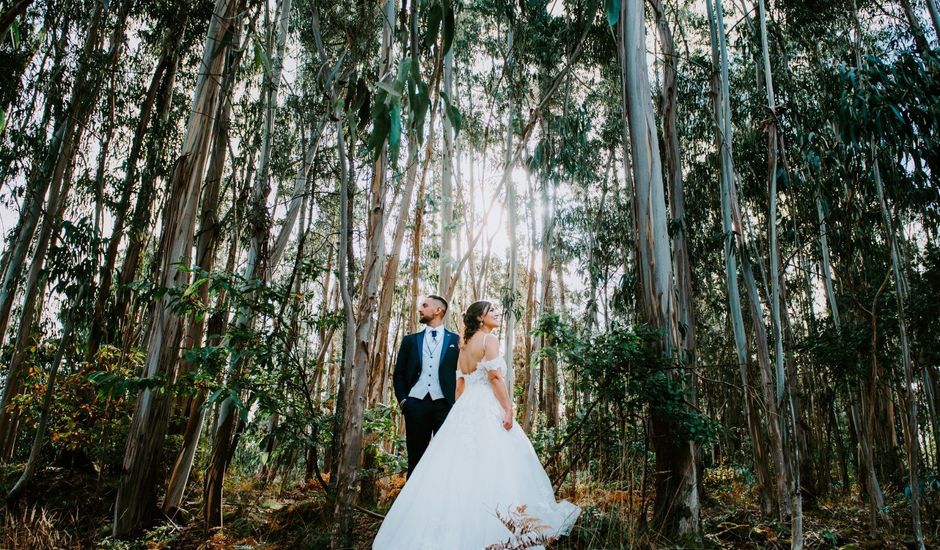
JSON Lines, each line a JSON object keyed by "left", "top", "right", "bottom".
{"left": 898, "top": 0, "right": 931, "bottom": 54}
{"left": 707, "top": 0, "right": 790, "bottom": 519}
{"left": 651, "top": 0, "right": 705, "bottom": 519}
{"left": 537, "top": 178, "right": 559, "bottom": 428}
{"left": 617, "top": 0, "right": 698, "bottom": 536}
{"left": 0, "top": 44, "right": 65, "bottom": 345}
{"left": 331, "top": 2, "right": 394, "bottom": 545}
{"left": 6, "top": 279, "right": 89, "bottom": 501}
{"left": 110, "top": 31, "right": 184, "bottom": 349}
{"left": 0, "top": 0, "right": 131, "bottom": 458}
{"left": 522, "top": 173, "right": 543, "bottom": 432}
{"left": 439, "top": 34, "right": 455, "bottom": 301}
{"left": 872, "top": 156, "right": 926, "bottom": 550}
{"left": 705, "top": 0, "right": 773, "bottom": 513}
{"left": 519, "top": 243, "right": 537, "bottom": 419}
{"left": 502, "top": 89, "right": 518, "bottom": 397}
{"left": 369, "top": 20, "right": 442, "bottom": 405}
{"left": 86, "top": 20, "right": 189, "bottom": 361}
{"left": 925, "top": 0, "right": 940, "bottom": 39}
{"left": 754, "top": 0, "right": 803, "bottom": 544}
{"left": 408, "top": 141, "right": 433, "bottom": 334}
{"left": 112, "top": 0, "right": 243, "bottom": 535}
{"left": 203, "top": 0, "right": 292, "bottom": 528}
{"left": 161, "top": 27, "right": 246, "bottom": 516}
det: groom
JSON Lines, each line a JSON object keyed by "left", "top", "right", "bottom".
{"left": 393, "top": 295, "right": 460, "bottom": 477}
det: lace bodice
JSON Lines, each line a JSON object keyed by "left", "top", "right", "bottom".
{"left": 456, "top": 355, "right": 506, "bottom": 386}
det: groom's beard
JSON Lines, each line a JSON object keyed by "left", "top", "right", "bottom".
{"left": 418, "top": 314, "right": 431, "bottom": 324}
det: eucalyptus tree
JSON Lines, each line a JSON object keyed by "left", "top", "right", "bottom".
{"left": 161, "top": 16, "right": 247, "bottom": 516}
{"left": 368, "top": 0, "right": 440, "bottom": 407}
{"left": 5, "top": 208, "right": 98, "bottom": 502}
{"left": 439, "top": 6, "right": 456, "bottom": 300}
{"left": 755, "top": 0, "right": 803, "bottom": 544}
{"left": 614, "top": 0, "right": 699, "bottom": 537}
{"left": 85, "top": 8, "right": 190, "bottom": 362}
{"left": 112, "top": 0, "right": 246, "bottom": 535}
{"left": 0, "top": 0, "right": 132, "bottom": 461}
{"left": 872, "top": 156, "right": 926, "bottom": 550}
{"left": 703, "top": 0, "right": 773, "bottom": 514}
{"left": 331, "top": 0, "right": 395, "bottom": 542}
{"left": 650, "top": 0, "right": 695, "bottom": 397}
{"left": 706, "top": 0, "right": 795, "bottom": 522}
{"left": 501, "top": 38, "right": 518, "bottom": 395}
{"left": 203, "top": 0, "right": 300, "bottom": 528}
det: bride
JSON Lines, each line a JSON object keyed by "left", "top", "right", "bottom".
{"left": 373, "top": 300, "right": 580, "bottom": 549}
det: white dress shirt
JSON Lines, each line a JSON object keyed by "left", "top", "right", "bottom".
{"left": 408, "top": 326, "right": 445, "bottom": 400}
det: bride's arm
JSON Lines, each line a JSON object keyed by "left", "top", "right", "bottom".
{"left": 488, "top": 370, "right": 513, "bottom": 430}
{"left": 455, "top": 354, "right": 466, "bottom": 400}
{"left": 484, "top": 336, "right": 513, "bottom": 430}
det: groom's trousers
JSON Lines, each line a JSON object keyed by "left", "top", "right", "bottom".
{"left": 402, "top": 394, "right": 450, "bottom": 477}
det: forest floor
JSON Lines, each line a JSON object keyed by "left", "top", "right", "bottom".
{"left": 0, "top": 463, "right": 935, "bottom": 549}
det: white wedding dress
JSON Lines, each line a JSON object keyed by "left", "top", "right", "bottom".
{"left": 373, "top": 352, "right": 580, "bottom": 550}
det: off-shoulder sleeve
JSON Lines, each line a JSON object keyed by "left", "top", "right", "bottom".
{"left": 478, "top": 356, "right": 506, "bottom": 372}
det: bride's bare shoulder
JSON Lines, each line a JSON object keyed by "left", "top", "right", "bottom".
{"left": 482, "top": 332, "right": 499, "bottom": 360}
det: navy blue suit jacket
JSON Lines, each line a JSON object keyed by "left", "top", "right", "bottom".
{"left": 393, "top": 328, "right": 460, "bottom": 405}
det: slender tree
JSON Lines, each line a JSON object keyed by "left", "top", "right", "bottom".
{"left": 112, "top": 0, "right": 244, "bottom": 535}
{"left": 616, "top": 0, "right": 699, "bottom": 536}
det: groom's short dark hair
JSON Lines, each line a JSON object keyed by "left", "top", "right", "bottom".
{"left": 428, "top": 294, "right": 448, "bottom": 314}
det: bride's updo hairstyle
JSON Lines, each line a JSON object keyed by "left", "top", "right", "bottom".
{"left": 462, "top": 300, "right": 492, "bottom": 344}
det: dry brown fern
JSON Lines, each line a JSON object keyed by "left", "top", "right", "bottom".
{"left": 484, "top": 504, "right": 561, "bottom": 550}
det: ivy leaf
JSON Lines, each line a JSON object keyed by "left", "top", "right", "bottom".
{"left": 0, "top": 108, "right": 6, "bottom": 136}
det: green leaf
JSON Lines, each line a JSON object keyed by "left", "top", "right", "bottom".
{"left": 425, "top": 3, "right": 443, "bottom": 50}
{"left": 10, "top": 20, "right": 19, "bottom": 48}
{"left": 0, "top": 108, "right": 6, "bottom": 136}
{"left": 397, "top": 57, "right": 414, "bottom": 85}
{"left": 232, "top": 391, "right": 250, "bottom": 423}
{"left": 324, "top": 51, "right": 347, "bottom": 88}
{"left": 183, "top": 277, "right": 209, "bottom": 299}
{"left": 389, "top": 99, "right": 402, "bottom": 163}
{"left": 605, "top": 0, "right": 620, "bottom": 26}
{"left": 367, "top": 95, "right": 391, "bottom": 160}
{"left": 889, "top": 104, "right": 904, "bottom": 124}
{"left": 412, "top": 81, "right": 430, "bottom": 142}
{"left": 375, "top": 80, "right": 403, "bottom": 98}
{"left": 253, "top": 37, "right": 272, "bottom": 77}
{"left": 204, "top": 388, "right": 225, "bottom": 409}
{"left": 443, "top": 0, "right": 456, "bottom": 55}
{"left": 441, "top": 91, "right": 462, "bottom": 137}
